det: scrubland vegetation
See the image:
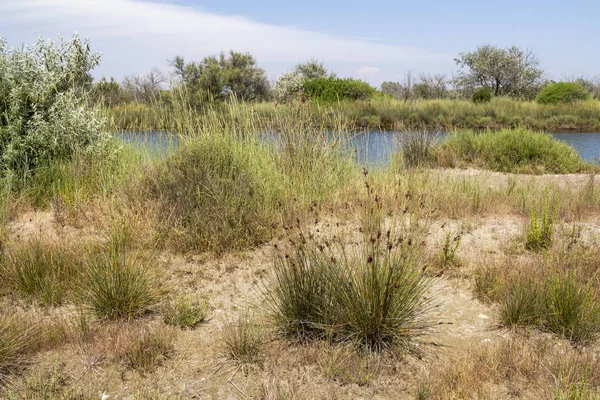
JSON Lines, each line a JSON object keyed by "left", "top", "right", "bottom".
{"left": 1, "top": 34, "right": 600, "bottom": 399}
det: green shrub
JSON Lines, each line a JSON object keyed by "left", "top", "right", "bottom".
{"left": 436, "top": 128, "right": 585, "bottom": 174}
{"left": 472, "top": 87, "right": 492, "bottom": 103}
{"left": 0, "top": 34, "right": 110, "bottom": 185}
{"left": 537, "top": 82, "right": 591, "bottom": 105}
{"left": 145, "top": 133, "right": 280, "bottom": 253}
{"left": 303, "top": 77, "right": 376, "bottom": 102}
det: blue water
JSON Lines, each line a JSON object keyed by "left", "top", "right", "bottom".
{"left": 116, "top": 131, "right": 600, "bottom": 167}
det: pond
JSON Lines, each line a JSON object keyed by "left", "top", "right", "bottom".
{"left": 116, "top": 131, "right": 600, "bottom": 168}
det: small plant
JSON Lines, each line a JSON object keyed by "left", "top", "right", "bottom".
{"left": 473, "top": 266, "right": 502, "bottom": 303}
{"left": 525, "top": 195, "right": 556, "bottom": 251}
{"left": 537, "top": 82, "right": 590, "bottom": 105}
{"left": 121, "top": 326, "right": 175, "bottom": 373}
{"left": 400, "top": 131, "right": 437, "bottom": 168}
{"left": 472, "top": 87, "right": 492, "bottom": 103}
{"left": 162, "top": 295, "right": 208, "bottom": 329}
{"left": 544, "top": 274, "right": 600, "bottom": 345}
{"left": 0, "top": 238, "right": 79, "bottom": 306}
{"left": 435, "top": 230, "right": 462, "bottom": 273}
{"left": 220, "top": 313, "right": 263, "bottom": 364}
{"left": 81, "top": 243, "right": 161, "bottom": 320}
{"left": 500, "top": 275, "right": 544, "bottom": 328}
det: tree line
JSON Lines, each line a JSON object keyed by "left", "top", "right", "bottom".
{"left": 91, "top": 44, "right": 600, "bottom": 107}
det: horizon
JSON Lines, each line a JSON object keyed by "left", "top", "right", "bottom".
{"left": 1, "top": 0, "right": 599, "bottom": 86}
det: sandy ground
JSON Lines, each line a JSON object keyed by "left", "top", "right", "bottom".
{"left": 5, "top": 170, "right": 600, "bottom": 399}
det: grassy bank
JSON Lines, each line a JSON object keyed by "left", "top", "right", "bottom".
{"left": 2, "top": 100, "right": 600, "bottom": 398}
{"left": 107, "top": 96, "right": 600, "bottom": 132}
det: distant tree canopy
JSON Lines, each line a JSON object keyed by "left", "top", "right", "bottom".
{"left": 454, "top": 45, "right": 544, "bottom": 99}
{"left": 274, "top": 59, "right": 331, "bottom": 102}
{"left": 303, "top": 77, "right": 376, "bottom": 103}
{"left": 91, "top": 77, "right": 129, "bottom": 106}
{"left": 170, "top": 51, "right": 271, "bottom": 105}
{"left": 536, "top": 82, "right": 590, "bottom": 104}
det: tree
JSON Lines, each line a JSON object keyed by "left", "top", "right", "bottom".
{"left": 170, "top": 51, "right": 271, "bottom": 105}
{"left": 454, "top": 45, "right": 544, "bottom": 99}
{"left": 91, "top": 77, "right": 128, "bottom": 106}
{"left": 122, "top": 68, "right": 167, "bottom": 103}
{"left": 274, "top": 59, "right": 331, "bottom": 102}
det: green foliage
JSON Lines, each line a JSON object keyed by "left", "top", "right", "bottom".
{"left": 162, "top": 295, "right": 208, "bottom": 329}
{"left": 144, "top": 133, "right": 279, "bottom": 253}
{"left": 455, "top": 44, "right": 544, "bottom": 98}
{"left": 537, "top": 82, "right": 591, "bottom": 105}
{"left": 0, "top": 34, "right": 108, "bottom": 184}
{"left": 525, "top": 195, "right": 556, "bottom": 251}
{"left": 303, "top": 77, "right": 376, "bottom": 103}
{"left": 472, "top": 87, "right": 492, "bottom": 103}
{"left": 91, "top": 76, "right": 128, "bottom": 106}
{"left": 171, "top": 51, "right": 271, "bottom": 105}
{"left": 274, "top": 59, "right": 330, "bottom": 102}
{"left": 436, "top": 128, "right": 586, "bottom": 174}
{"left": 0, "top": 238, "right": 80, "bottom": 306}
{"left": 500, "top": 275, "right": 544, "bottom": 327}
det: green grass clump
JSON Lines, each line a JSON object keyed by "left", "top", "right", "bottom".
{"left": 0, "top": 315, "right": 39, "bottom": 382}
{"left": 0, "top": 238, "right": 80, "bottom": 307}
{"left": 525, "top": 195, "right": 556, "bottom": 251}
{"left": 220, "top": 313, "right": 263, "bottom": 364}
{"left": 264, "top": 186, "right": 431, "bottom": 352}
{"left": 537, "top": 82, "right": 591, "bottom": 105}
{"left": 545, "top": 274, "right": 600, "bottom": 345}
{"left": 162, "top": 295, "right": 208, "bottom": 329}
{"left": 399, "top": 131, "right": 437, "bottom": 168}
{"left": 435, "top": 128, "right": 586, "bottom": 174}
{"left": 145, "top": 133, "right": 280, "bottom": 254}
{"left": 499, "top": 272, "right": 600, "bottom": 345}
{"left": 81, "top": 239, "right": 161, "bottom": 320}
{"left": 121, "top": 326, "right": 175, "bottom": 373}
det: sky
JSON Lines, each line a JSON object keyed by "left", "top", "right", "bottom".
{"left": 1, "top": 0, "right": 598, "bottom": 87}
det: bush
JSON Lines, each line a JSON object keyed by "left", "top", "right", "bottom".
{"left": 145, "top": 134, "right": 279, "bottom": 253}
{"left": 303, "top": 77, "right": 376, "bottom": 103}
{"left": 472, "top": 87, "right": 492, "bottom": 103}
{"left": 436, "top": 128, "right": 585, "bottom": 174}
{"left": 537, "top": 82, "right": 591, "bottom": 105}
{"left": 0, "top": 34, "right": 109, "bottom": 185}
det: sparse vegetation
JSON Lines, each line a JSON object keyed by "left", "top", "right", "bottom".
{"left": 220, "top": 313, "right": 263, "bottom": 364}
{"left": 162, "top": 295, "right": 208, "bottom": 329}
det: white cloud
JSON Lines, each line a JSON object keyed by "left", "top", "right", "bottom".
{"left": 357, "top": 66, "right": 381, "bottom": 76}
{"left": 0, "top": 0, "right": 453, "bottom": 79}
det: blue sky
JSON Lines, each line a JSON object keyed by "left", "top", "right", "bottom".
{"left": 1, "top": 0, "right": 598, "bottom": 86}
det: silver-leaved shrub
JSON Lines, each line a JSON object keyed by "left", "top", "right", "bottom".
{"left": 0, "top": 34, "right": 110, "bottom": 185}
